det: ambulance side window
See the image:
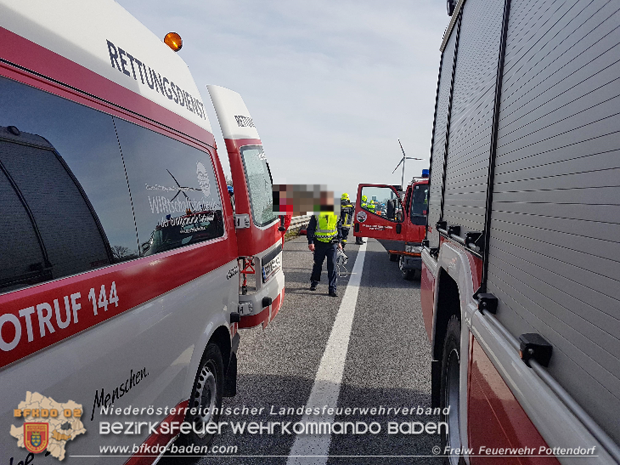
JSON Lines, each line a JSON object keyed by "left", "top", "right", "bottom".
{"left": 113, "top": 118, "right": 224, "bottom": 256}
{"left": 0, "top": 76, "right": 138, "bottom": 293}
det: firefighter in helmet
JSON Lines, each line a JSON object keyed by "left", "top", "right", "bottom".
{"left": 339, "top": 193, "right": 354, "bottom": 249}
{"left": 355, "top": 194, "right": 368, "bottom": 245}
{"left": 307, "top": 211, "right": 342, "bottom": 297}
{"left": 366, "top": 197, "right": 376, "bottom": 213}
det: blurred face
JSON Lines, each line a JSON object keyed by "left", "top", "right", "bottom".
{"left": 321, "top": 191, "right": 334, "bottom": 206}
{"left": 271, "top": 184, "right": 336, "bottom": 215}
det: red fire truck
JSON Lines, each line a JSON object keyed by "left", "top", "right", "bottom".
{"left": 422, "top": 0, "right": 620, "bottom": 463}
{"left": 353, "top": 171, "right": 429, "bottom": 279}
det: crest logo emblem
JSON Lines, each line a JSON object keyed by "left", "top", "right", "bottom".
{"left": 11, "top": 392, "right": 86, "bottom": 461}
{"left": 24, "top": 423, "right": 48, "bottom": 454}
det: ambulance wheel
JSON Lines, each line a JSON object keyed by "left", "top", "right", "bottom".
{"left": 179, "top": 343, "right": 224, "bottom": 451}
{"left": 440, "top": 316, "right": 465, "bottom": 465}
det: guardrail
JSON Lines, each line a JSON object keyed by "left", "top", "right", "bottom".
{"left": 288, "top": 214, "right": 312, "bottom": 230}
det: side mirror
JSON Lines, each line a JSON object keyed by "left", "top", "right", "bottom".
{"left": 387, "top": 200, "right": 396, "bottom": 220}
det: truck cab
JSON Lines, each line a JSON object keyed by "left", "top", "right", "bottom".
{"left": 353, "top": 170, "right": 429, "bottom": 279}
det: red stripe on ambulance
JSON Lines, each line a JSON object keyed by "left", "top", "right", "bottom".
{"left": 0, "top": 239, "right": 235, "bottom": 369}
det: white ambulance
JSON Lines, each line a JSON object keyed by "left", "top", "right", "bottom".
{"left": 0, "top": 0, "right": 285, "bottom": 463}
{"left": 423, "top": 0, "right": 620, "bottom": 464}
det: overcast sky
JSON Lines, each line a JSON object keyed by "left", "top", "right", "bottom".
{"left": 117, "top": 0, "right": 450, "bottom": 201}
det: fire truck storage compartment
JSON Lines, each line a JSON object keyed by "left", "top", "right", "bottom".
{"left": 429, "top": 0, "right": 620, "bottom": 446}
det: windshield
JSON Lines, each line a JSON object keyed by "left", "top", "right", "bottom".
{"left": 240, "top": 145, "right": 277, "bottom": 227}
{"left": 410, "top": 183, "right": 429, "bottom": 218}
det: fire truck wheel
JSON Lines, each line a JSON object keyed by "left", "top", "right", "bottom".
{"left": 440, "top": 315, "right": 465, "bottom": 465}
{"left": 180, "top": 343, "right": 224, "bottom": 451}
{"left": 399, "top": 255, "right": 417, "bottom": 280}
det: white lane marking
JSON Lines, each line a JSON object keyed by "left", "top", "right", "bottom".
{"left": 287, "top": 241, "right": 368, "bottom": 464}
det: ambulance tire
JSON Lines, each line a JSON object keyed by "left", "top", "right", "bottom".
{"left": 179, "top": 343, "right": 224, "bottom": 453}
{"left": 439, "top": 315, "right": 465, "bottom": 465}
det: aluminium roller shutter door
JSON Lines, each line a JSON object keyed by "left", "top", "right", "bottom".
{"left": 487, "top": 0, "right": 620, "bottom": 445}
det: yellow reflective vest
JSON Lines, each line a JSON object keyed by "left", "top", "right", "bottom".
{"left": 340, "top": 201, "right": 354, "bottom": 227}
{"left": 314, "top": 213, "right": 339, "bottom": 243}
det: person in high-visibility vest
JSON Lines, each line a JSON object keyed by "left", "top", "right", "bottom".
{"left": 307, "top": 212, "right": 342, "bottom": 297}
{"left": 367, "top": 199, "right": 376, "bottom": 213}
{"left": 339, "top": 193, "right": 354, "bottom": 249}
{"left": 360, "top": 194, "right": 368, "bottom": 208}
{"left": 355, "top": 195, "right": 368, "bottom": 245}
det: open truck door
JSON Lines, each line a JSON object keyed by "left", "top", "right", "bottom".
{"left": 354, "top": 184, "right": 408, "bottom": 241}
{"left": 208, "top": 85, "right": 284, "bottom": 329}
{"left": 354, "top": 179, "right": 429, "bottom": 278}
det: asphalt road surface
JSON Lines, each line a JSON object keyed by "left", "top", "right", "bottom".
{"left": 181, "top": 237, "right": 441, "bottom": 464}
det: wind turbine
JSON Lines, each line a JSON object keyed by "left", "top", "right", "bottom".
{"left": 392, "top": 139, "right": 422, "bottom": 190}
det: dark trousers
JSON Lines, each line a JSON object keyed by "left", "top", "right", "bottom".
{"left": 311, "top": 240, "right": 338, "bottom": 291}
{"left": 340, "top": 227, "right": 350, "bottom": 248}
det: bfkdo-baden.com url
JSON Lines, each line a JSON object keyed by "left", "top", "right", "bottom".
{"left": 99, "top": 443, "right": 238, "bottom": 456}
